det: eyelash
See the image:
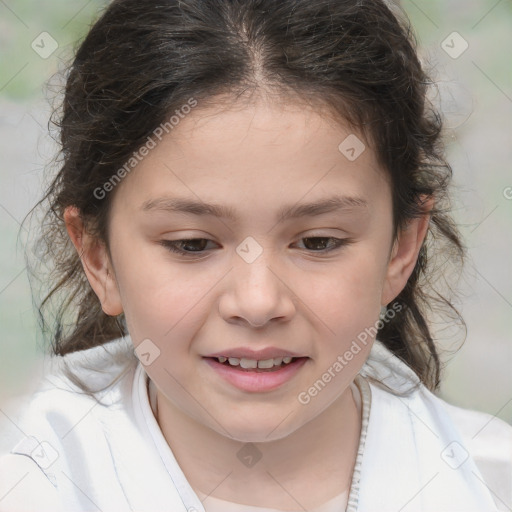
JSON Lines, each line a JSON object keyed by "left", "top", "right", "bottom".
{"left": 159, "top": 237, "right": 353, "bottom": 258}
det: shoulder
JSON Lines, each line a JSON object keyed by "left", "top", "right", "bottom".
{"left": 1, "top": 336, "right": 139, "bottom": 483}
{"left": 440, "top": 398, "right": 512, "bottom": 450}
{"left": 17, "top": 334, "right": 136, "bottom": 416}
{"left": 363, "top": 340, "right": 512, "bottom": 458}
{"left": 426, "top": 395, "right": 512, "bottom": 507}
{"left": 10, "top": 336, "right": 137, "bottom": 426}
{"left": 439, "top": 398, "right": 512, "bottom": 481}
{"left": 0, "top": 454, "right": 60, "bottom": 512}
{"left": 22, "top": 335, "right": 136, "bottom": 402}
{"left": 361, "top": 340, "right": 512, "bottom": 507}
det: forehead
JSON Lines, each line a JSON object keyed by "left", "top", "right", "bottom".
{"left": 110, "top": 96, "right": 390, "bottom": 219}
{"left": 170, "top": 95, "right": 358, "bottom": 155}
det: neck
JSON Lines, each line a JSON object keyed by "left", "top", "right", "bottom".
{"left": 154, "top": 382, "right": 362, "bottom": 510}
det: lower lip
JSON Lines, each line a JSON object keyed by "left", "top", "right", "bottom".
{"left": 203, "top": 357, "right": 309, "bottom": 393}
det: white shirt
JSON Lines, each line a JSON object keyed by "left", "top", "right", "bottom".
{"left": 0, "top": 335, "right": 510, "bottom": 511}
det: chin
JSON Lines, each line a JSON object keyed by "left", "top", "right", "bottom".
{"left": 219, "top": 416, "right": 302, "bottom": 444}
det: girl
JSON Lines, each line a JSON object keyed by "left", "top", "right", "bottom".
{"left": 0, "top": 0, "right": 510, "bottom": 511}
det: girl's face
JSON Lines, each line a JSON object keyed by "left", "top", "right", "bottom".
{"left": 74, "top": 97, "right": 424, "bottom": 442}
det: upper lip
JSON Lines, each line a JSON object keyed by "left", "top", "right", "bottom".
{"left": 204, "top": 347, "right": 306, "bottom": 360}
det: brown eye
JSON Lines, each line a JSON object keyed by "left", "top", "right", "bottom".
{"left": 296, "top": 237, "right": 351, "bottom": 252}
{"left": 159, "top": 238, "right": 215, "bottom": 257}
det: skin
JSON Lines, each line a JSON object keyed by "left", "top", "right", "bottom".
{"left": 65, "top": 94, "right": 431, "bottom": 510}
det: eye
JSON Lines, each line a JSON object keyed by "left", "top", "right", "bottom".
{"left": 159, "top": 238, "right": 217, "bottom": 257}
{"left": 293, "top": 237, "right": 352, "bottom": 253}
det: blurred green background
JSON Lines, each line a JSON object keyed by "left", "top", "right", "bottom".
{"left": 0, "top": 0, "right": 511, "bottom": 448}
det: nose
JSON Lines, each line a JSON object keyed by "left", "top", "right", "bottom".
{"left": 218, "top": 249, "right": 296, "bottom": 328}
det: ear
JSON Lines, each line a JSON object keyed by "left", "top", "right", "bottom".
{"left": 63, "top": 206, "right": 123, "bottom": 316}
{"left": 381, "top": 196, "right": 433, "bottom": 306}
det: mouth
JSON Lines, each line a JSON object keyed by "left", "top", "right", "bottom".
{"left": 203, "top": 356, "right": 309, "bottom": 392}
{"left": 205, "top": 355, "right": 307, "bottom": 372}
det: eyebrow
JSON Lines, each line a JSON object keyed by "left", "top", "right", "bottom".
{"left": 141, "top": 194, "right": 368, "bottom": 223}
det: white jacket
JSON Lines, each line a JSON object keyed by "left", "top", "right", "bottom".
{"left": 0, "top": 336, "right": 510, "bottom": 512}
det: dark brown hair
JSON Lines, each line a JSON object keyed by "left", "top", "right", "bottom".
{"left": 26, "top": 0, "right": 465, "bottom": 392}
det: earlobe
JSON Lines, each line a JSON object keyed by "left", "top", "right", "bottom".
{"left": 381, "top": 196, "right": 433, "bottom": 306}
{"left": 63, "top": 206, "right": 123, "bottom": 316}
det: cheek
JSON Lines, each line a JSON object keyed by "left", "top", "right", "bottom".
{"left": 110, "top": 243, "right": 202, "bottom": 339}
{"left": 308, "top": 250, "right": 385, "bottom": 308}
{"left": 121, "top": 274, "right": 208, "bottom": 342}
{"left": 297, "top": 252, "right": 385, "bottom": 349}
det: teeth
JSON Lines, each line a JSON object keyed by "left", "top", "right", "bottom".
{"left": 217, "top": 356, "right": 295, "bottom": 368}
{"left": 240, "top": 358, "right": 258, "bottom": 369}
{"left": 257, "top": 358, "right": 275, "bottom": 369}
